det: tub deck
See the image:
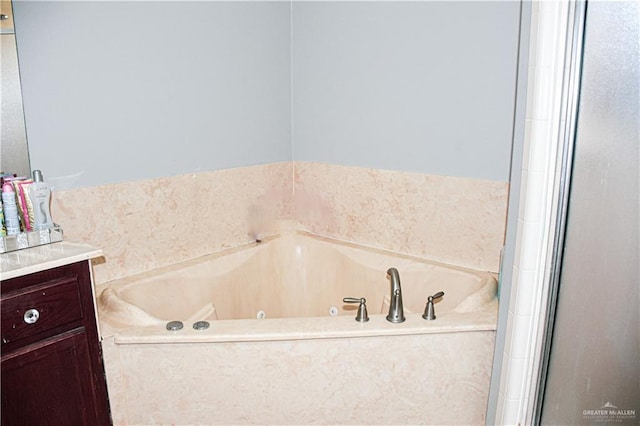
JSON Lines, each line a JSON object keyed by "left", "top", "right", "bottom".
{"left": 111, "top": 308, "right": 497, "bottom": 344}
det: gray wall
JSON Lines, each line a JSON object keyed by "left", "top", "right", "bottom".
{"left": 13, "top": 1, "right": 521, "bottom": 189}
{"left": 292, "top": 1, "right": 521, "bottom": 181}
{"left": 13, "top": 1, "right": 291, "bottom": 189}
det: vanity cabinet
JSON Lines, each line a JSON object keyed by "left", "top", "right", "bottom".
{"left": 1, "top": 260, "right": 111, "bottom": 425}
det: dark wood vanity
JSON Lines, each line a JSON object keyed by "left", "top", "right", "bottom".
{"left": 1, "top": 251, "right": 111, "bottom": 425}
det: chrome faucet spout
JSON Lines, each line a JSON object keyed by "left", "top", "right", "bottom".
{"left": 386, "top": 268, "right": 405, "bottom": 323}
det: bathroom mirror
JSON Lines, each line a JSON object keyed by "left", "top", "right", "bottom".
{"left": 0, "top": 0, "right": 31, "bottom": 177}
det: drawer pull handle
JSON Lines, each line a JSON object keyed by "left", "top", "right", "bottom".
{"left": 23, "top": 309, "right": 40, "bottom": 324}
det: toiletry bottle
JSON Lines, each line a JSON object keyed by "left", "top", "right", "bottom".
{"left": 2, "top": 182, "right": 21, "bottom": 235}
{"left": 29, "top": 170, "right": 54, "bottom": 230}
{"left": 0, "top": 197, "right": 6, "bottom": 236}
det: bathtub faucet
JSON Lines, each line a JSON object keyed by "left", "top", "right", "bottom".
{"left": 386, "top": 268, "right": 405, "bottom": 323}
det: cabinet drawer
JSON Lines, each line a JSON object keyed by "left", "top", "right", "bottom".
{"left": 1, "top": 277, "right": 84, "bottom": 345}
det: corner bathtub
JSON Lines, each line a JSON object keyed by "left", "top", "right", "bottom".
{"left": 96, "top": 231, "right": 498, "bottom": 425}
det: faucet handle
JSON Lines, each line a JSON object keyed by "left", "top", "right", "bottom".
{"left": 343, "top": 297, "right": 369, "bottom": 323}
{"left": 429, "top": 291, "right": 445, "bottom": 301}
{"left": 422, "top": 291, "right": 445, "bottom": 320}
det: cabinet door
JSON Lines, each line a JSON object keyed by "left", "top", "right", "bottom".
{"left": 1, "top": 328, "right": 107, "bottom": 426}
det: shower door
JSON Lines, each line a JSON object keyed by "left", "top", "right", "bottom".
{"left": 539, "top": 1, "right": 639, "bottom": 424}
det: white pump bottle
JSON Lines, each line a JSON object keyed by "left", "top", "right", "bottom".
{"left": 29, "top": 170, "right": 54, "bottom": 230}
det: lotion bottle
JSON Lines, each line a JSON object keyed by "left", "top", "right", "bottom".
{"left": 2, "top": 182, "right": 21, "bottom": 235}
{"left": 29, "top": 170, "right": 54, "bottom": 230}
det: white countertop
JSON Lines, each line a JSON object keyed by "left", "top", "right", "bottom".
{"left": 0, "top": 242, "right": 103, "bottom": 281}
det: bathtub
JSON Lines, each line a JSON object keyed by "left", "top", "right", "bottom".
{"left": 96, "top": 231, "right": 498, "bottom": 425}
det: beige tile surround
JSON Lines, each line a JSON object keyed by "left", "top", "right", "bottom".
{"left": 103, "top": 330, "right": 496, "bottom": 425}
{"left": 293, "top": 162, "right": 508, "bottom": 273}
{"left": 52, "top": 162, "right": 294, "bottom": 284}
{"left": 51, "top": 162, "right": 508, "bottom": 285}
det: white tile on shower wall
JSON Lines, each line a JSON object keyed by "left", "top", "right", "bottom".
{"left": 529, "top": 68, "right": 555, "bottom": 121}
{"left": 527, "top": 121, "right": 554, "bottom": 172}
{"left": 496, "top": 2, "right": 573, "bottom": 424}
{"left": 515, "top": 220, "right": 543, "bottom": 271}
{"left": 521, "top": 170, "right": 548, "bottom": 221}
{"left": 497, "top": 347, "right": 527, "bottom": 424}
{"left": 518, "top": 170, "right": 530, "bottom": 219}
{"left": 511, "top": 266, "right": 537, "bottom": 318}
{"left": 525, "top": 70, "right": 538, "bottom": 120}
{"left": 509, "top": 313, "right": 534, "bottom": 360}
{"left": 520, "top": 121, "right": 535, "bottom": 174}
{"left": 504, "top": 356, "right": 528, "bottom": 401}
{"left": 512, "top": 215, "right": 545, "bottom": 272}
{"left": 502, "top": 396, "right": 522, "bottom": 424}
{"left": 536, "top": 2, "right": 560, "bottom": 66}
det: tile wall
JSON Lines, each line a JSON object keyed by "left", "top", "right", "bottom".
{"left": 293, "top": 162, "right": 508, "bottom": 273}
{"left": 51, "top": 162, "right": 509, "bottom": 285}
{"left": 51, "top": 162, "right": 294, "bottom": 284}
{"left": 495, "top": 1, "right": 573, "bottom": 423}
